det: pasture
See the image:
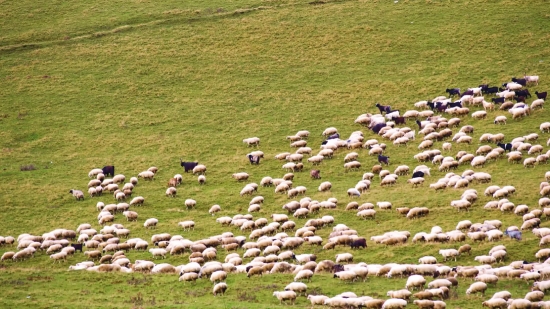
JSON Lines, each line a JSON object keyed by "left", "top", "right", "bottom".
{"left": 1, "top": 0, "right": 550, "bottom": 308}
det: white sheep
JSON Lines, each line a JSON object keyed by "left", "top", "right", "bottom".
{"left": 213, "top": 282, "right": 228, "bottom": 296}
{"left": 344, "top": 161, "right": 361, "bottom": 171}
{"left": 185, "top": 199, "right": 197, "bottom": 209}
{"left": 494, "top": 115, "right": 507, "bottom": 125}
{"left": 383, "top": 297, "right": 409, "bottom": 308}
{"left": 284, "top": 282, "right": 308, "bottom": 296}
{"left": 439, "top": 249, "right": 459, "bottom": 262}
{"left": 165, "top": 187, "right": 177, "bottom": 197}
{"left": 138, "top": 171, "right": 155, "bottom": 180}
{"left": 406, "top": 275, "right": 426, "bottom": 291}
{"left": 466, "top": 281, "right": 487, "bottom": 296}
{"left": 143, "top": 218, "right": 158, "bottom": 229}
{"left": 149, "top": 248, "right": 167, "bottom": 259}
{"left": 318, "top": 181, "right": 332, "bottom": 192}
{"left": 178, "top": 221, "right": 195, "bottom": 231}
{"left": 243, "top": 137, "right": 260, "bottom": 147}
{"left": 307, "top": 295, "right": 329, "bottom": 306}
{"left": 333, "top": 271, "right": 357, "bottom": 282}
{"left": 335, "top": 253, "right": 353, "bottom": 264}
{"left": 273, "top": 291, "right": 296, "bottom": 305}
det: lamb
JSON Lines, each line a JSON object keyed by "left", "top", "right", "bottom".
{"left": 165, "top": 187, "right": 177, "bottom": 198}
{"left": 273, "top": 291, "right": 296, "bottom": 305}
{"left": 466, "top": 281, "right": 487, "bottom": 296}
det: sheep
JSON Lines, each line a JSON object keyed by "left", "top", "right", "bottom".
{"left": 138, "top": 171, "right": 155, "bottom": 180}
{"left": 466, "top": 281, "right": 487, "bottom": 296}
{"left": 335, "top": 253, "right": 353, "bottom": 264}
{"left": 317, "top": 181, "right": 332, "bottom": 192}
{"left": 508, "top": 299, "right": 534, "bottom": 309}
{"left": 481, "top": 298, "right": 507, "bottom": 308}
{"left": 386, "top": 289, "right": 412, "bottom": 301}
{"left": 439, "top": 249, "right": 459, "bottom": 262}
{"left": 472, "top": 111, "right": 487, "bottom": 119}
{"left": 212, "top": 282, "right": 228, "bottom": 296}
{"left": 178, "top": 221, "right": 195, "bottom": 231}
{"left": 406, "top": 275, "right": 426, "bottom": 291}
{"left": 129, "top": 196, "right": 144, "bottom": 207}
{"left": 494, "top": 116, "right": 507, "bottom": 125}
{"left": 273, "top": 291, "right": 296, "bottom": 305}
{"left": 120, "top": 210, "right": 137, "bottom": 222}
{"left": 284, "top": 282, "right": 308, "bottom": 296}
{"left": 524, "top": 157, "right": 536, "bottom": 168}
{"left": 475, "top": 274, "right": 499, "bottom": 286}
{"left": 382, "top": 298, "right": 408, "bottom": 309}
{"left": 69, "top": 189, "right": 84, "bottom": 201}
{"left": 184, "top": 199, "right": 197, "bottom": 210}
{"left": 333, "top": 270, "right": 357, "bottom": 283}
{"left": 307, "top": 295, "right": 329, "bottom": 307}
{"left": 344, "top": 161, "right": 361, "bottom": 171}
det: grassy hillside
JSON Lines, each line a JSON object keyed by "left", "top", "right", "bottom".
{"left": 1, "top": 0, "right": 550, "bottom": 307}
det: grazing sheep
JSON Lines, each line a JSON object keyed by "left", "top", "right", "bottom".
{"left": 466, "top": 281, "right": 487, "bottom": 296}
{"left": 273, "top": 291, "right": 297, "bottom": 305}
{"left": 382, "top": 298, "right": 408, "bottom": 309}
{"left": 69, "top": 189, "right": 84, "bottom": 201}
{"left": 213, "top": 282, "right": 228, "bottom": 296}
{"left": 143, "top": 218, "right": 158, "bottom": 229}
{"left": 178, "top": 221, "right": 195, "bottom": 231}
{"left": 494, "top": 116, "right": 507, "bottom": 125}
{"left": 333, "top": 270, "right": 357, "bottom": 283}
{"left": 307, "top": 295, "right": 329, "bottom": 306}
{"left": 318, "top": 181, "right": 332, "bottom": 192}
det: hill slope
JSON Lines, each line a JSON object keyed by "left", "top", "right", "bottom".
{"left": 1, "top": 0, "right": 549, "bottom": 308}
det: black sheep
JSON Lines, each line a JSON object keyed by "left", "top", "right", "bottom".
{"left": 375, "top": 103, "right": 391, "bottom": 114}
{"left": 497, "top": 142, "right": 512, "bottom": 152}
{"left": 378, "top": 155, "right": 390, "bottom": 166}
{"left": 180, "top": 159, "right": 199, "bottom": 173}
{"left": 102, "top": 165, "right": 115, "bottom": 177}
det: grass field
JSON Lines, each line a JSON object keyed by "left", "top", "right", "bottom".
{"left": 1, "top": 0, "right": 550, "bottom": 308}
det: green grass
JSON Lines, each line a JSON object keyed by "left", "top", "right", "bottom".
{"left": 1, "top": 0, "right": 550, "bottom": 307}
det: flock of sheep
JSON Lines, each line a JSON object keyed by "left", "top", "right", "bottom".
{"left": 2, "top": 74, "right": 550, "bottom": 308}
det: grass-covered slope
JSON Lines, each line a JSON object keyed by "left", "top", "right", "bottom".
{"left": 1, "top": 0, "right": 550, "bottom": 308}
